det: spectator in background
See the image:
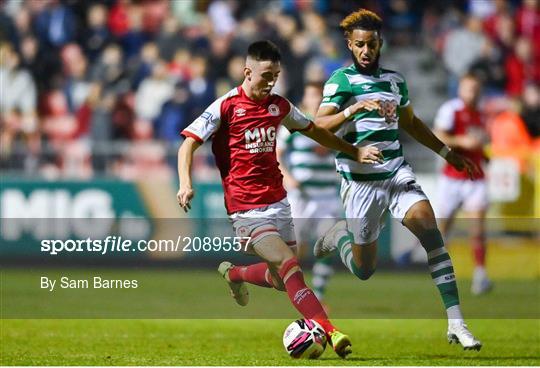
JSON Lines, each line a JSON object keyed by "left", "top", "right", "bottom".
{"left": 111, "top": 92, "right": 136, "bottom": 140}
{"left": 10, "top": 6, "right": 34, "bottom": 49}
{"left": 520, "top": 83, "right": 540, "bottom": 140}
{"left": 485, "top": 12, "right": 516, "bottom": 59}
{"left": 130, "top": 41, "right": 160, "bottom": 89}
{"left": 81, "top": 3, "right": 111, "bottom": 62}
{"left": 206, "top": 35, "right": 233, "bottom": 82}
{"left": 482, "top": 0, "right": 513, "bottom": 41}
{"left": 90, "top": 43, "right": 130, "bottom": 97}
{"left": 108, "top": 0, "right": 130, "bottom": 39}
{"left": 384, "top": 0, "right": 419, "bottom": 46}
{"left": 18, "top": 36, "right": 40, "bottom": 83}
{"left": 469, "top": 39, "right": 506, "bottom": 95}
{"left": 443, "top": 15, "right": 488, "bottom": 96}
{"left": 61, "top": 44, "right": 92, "bottom": 114}
{"left": 156, "top": 15, "right": 188, "bottom": 61}
{"left": 33, "top": 0, "right": 76, "bottom": 49}
{"left": 505, "top": 37, "right": 540, "bottom": 96}
{"left": 167, "top": 47, "right": 192, "bottom": 82}
{"left": 169, "top": 0, "right": 201, "bottom": 28}
{"left": 515, "top": 0, "right": 540, "bottom": 53}
{"left": 154, "top": 81, "right": 193, "bottom": 142}
{"left": 314, "top": 36, "right": 347, "bottom": 79}
{"left": 187, "top": 55, "right": 215, "bottom": 118}
{"left": 215, "top": 54, "right": 244, "bottom": 96}
{"left": 0, "top": 42, "right": 38, "bottom": 153}
{"left": 207, "top": 0, "right": 237, "bottom": 36}
{"left": 41, "top": 87, "right": 79, "bottom": 143}
{"left": 134, "top": 60, "right": 174, "bottom": 123}
{"left": 287, "top": 32, "right": 314, "bottom": 103}
{"left": 119, "top": 3, "right": 149, "bottom": 61}
{"left": 139, "top": 0, "right": 168, "bottom": 35}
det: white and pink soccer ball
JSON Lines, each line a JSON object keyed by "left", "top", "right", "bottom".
{"left": 282, "top": 319, "right": 327, "bottom": 359}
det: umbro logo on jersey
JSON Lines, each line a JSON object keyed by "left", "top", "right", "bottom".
{"left": 235, "top": 108, "right": 246, "bottom": 117}
{"left": 362, "top": 84, "right": 371, "bottom": 91}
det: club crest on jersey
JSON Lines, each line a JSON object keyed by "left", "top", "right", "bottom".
{"left": 235, "top": 108, "right": 246, "bottom": 117}
{"left": 268, "top": 104, "right": 280, "bottom": 116}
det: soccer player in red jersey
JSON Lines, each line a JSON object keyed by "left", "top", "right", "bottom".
{"left": 434, "top": 74, "right": 492, "bottom": 295}
{"left": 177, "top": 40, "right": 379, "bottom": 358}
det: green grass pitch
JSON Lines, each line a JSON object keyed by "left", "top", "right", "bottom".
{"left": 1, "top": 268, "right": 539, "bottom": 365}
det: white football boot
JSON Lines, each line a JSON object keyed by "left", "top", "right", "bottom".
{"left": 218, "top": 261, "right": 249, "bottom": 306}
{"left": 447, "top": 322, "right": 482, "bottom": 351}
{"left": 471, "top": 268, "right": 493, "bottom": 295}
{"left": 313, "top": 220, "right": 347, "bottom": 258}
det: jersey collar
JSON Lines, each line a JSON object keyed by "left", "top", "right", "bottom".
{"left": 351, "top": 63, "right": 381, "bottom": 77}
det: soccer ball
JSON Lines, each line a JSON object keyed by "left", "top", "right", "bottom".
{"left": 282, "top": 319, "right": 327, "bottom": 359}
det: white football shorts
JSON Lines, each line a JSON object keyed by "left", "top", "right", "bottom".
{"left": 436, "top": 175, "right": 488, "bottom": 218}
{"left": 288, "top": 189, "right": 343, "bottom": 244}
{"left": 229, "top": 197, "right": 296, "bottom": 253}
{"left": 341, "top": 164, "right": 428, "bottom": 245}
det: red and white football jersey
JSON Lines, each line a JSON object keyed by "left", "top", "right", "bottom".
{"left": 434, "top": 98, "right": 486, "bottom": 180}
{"left": 181, "top": 86, "right": 313, "bottom": 214}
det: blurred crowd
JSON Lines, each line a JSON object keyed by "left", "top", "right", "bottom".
{"left": 0, "top": 0, "right": 538, "bottom": 180}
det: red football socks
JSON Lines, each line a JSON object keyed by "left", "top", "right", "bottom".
{"left": 228, "top": 262, "right": 273, "bottom": 288}
{"left": 472, "top": 235, "right": 486, "bottom": 266}
{"left": 278, "top": 258, "right": 336, "bottom": 333}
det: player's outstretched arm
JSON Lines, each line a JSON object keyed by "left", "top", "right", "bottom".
{"left": 301, "top": 123, "right": 383, "bottom": 165}
{"left": 399, "top": 104, "right": 482, "bottom": 179}
{"left": 434, "top": 129, "right": 484, "bottom": 151}
{"left": 177, "top": 137, "right": 202, "bottom": 212}
{"left": 315, "top": 100, "right": 381, "bottom": 133}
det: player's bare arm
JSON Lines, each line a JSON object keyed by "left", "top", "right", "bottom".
{"left": 301, "top": 123, "right": 383, "bottom": 165}
{"left": 276, "top": 144, "right": 300, "bottom": 190}
{"left": 315, "top": 100, "right": 381, "bottom": 133}
{"left": 177, "top": 137, "right": 202, "bottom": 212}
{"left": 399, "top": 104, "right": 481, "bottom": 179}
{"left": 434, "top": 129, "right": 484, "bottom": 151}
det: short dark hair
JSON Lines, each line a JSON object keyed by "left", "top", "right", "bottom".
{"left": 247, "top": 40, "right": 281, "bottom": 62}
{"left": 340, "top": 9, "right": 383, "bottom": 38}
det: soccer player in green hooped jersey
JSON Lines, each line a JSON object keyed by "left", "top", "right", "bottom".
{"left": 313, "top": 9, "right": 483, "bottom": 350}
{"left": 277, "top": 82, "right": 343, "bottom": 308}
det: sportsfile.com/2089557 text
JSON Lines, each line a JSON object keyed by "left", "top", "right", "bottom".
{"left": 40, "top": 236, "right": 252, "bottom": 255}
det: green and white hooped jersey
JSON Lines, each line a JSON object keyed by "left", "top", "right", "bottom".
{"left": 321, "top": 65, "right": 410, "bottom": 181}
{"left": 277, "top": 127, "right": 339, "bottom": 197}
